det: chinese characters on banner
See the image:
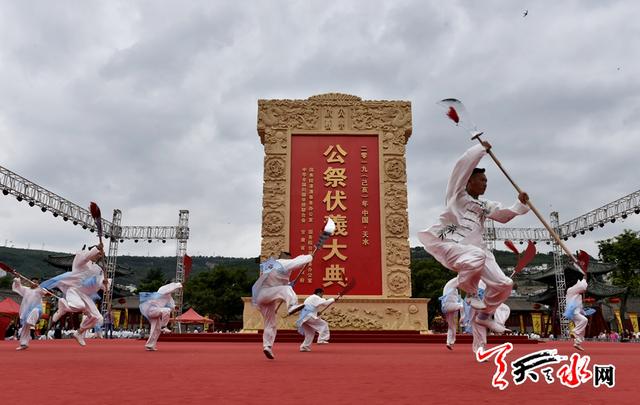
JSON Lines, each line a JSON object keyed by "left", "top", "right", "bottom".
{"left": 477, "top": 343, "right": 616, "bottom": 390}
{"left": 290, "top": 135, "right": 382, "bottom": 295}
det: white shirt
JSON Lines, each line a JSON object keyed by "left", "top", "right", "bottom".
{"left": 566, "top": 279, "right": 587, "bottom": 315}
{"left": 302, "top": 294, "right": 335, "bottom": 319}
{"left": 422, "top": 144, "right": 529, "bottom": 249}
{"left": 12, "top": 278, "right": 45, "bottom": 322}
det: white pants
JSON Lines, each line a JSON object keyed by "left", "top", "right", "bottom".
{"left": 470, "top": 311, "right": 487, "bottom": 354}
{"left": 494, "top": 304, "right": 511, "bottom": 327}
{"left": 573, "top": 313, "right": 587, "bottom": 344}
{"left": 421, "top": 233, "right": 513, "bottom": 314}
{"left": 300, "top": 317, "right": 330, "bottom": 349}
{"left": 256, "top": 285, "right": 298, "bottom": 349}
{"left": 443, "top": 303, "right": 463, "bottom": 345}
{"left": 19, "top": 308, "right": 41, "bottom": 347}
{"left": 58, "top": 288, "right": 103, "bottom": 332}
{"left": 146, "top": 307, "right": 171, "bottom": 348}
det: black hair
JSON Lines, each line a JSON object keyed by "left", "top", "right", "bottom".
{"left": 471, "top": 168, "right": 486, "bottom": 175}
{"left": 281, "top": 251, "right": 291, "bottom": 256}
{"left": 314, "top": 288, "right": 324, "bottom": 295}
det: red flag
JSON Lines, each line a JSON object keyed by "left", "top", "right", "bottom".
{"left": 446, "top": 107, "right": 460, "bottom": 124}
{"left": 514, "top": 241, "right": 536, "bottom": 274}
{"left": 183, "top": 255, "right": 192, "bottom": 281}
{"left": 504, "top": 240, "right": 520, "bottom": 255}
{"left": 577, "top": 250, "right": 590, "bottom": 275}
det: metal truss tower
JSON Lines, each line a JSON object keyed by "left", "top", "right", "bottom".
{"left": 558, "top": 189, "right": 640, "bottom": 238}
{"left": 550, "top": 212, "right": 570, "bottom": 338}
{"left": 483, "top": 189, "right": 640, "bottom": 338}
{"left": 173, "top": 210, "right": 190, "bottom": 317}
{"left": 1, "top": 165, "right": 189, "bottom": 317}
{"left": 100, "top": 209, "right": 122, "bottom": 316}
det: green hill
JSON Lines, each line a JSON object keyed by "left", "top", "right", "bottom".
{"left": 0, "top": 246, "right": 259, "bottom": 287}
{"left": 1, "top": 245, "right": 554, "bottom": 289}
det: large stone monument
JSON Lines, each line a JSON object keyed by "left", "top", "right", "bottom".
{"left": 242, "top": 93, "right": 428, "bottom": 331}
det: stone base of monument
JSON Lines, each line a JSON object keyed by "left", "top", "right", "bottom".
{"left": 241, "top": 297, "right": 430, "bottom": 332}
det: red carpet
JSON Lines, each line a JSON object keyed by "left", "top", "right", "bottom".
{"left": 3, "top": 340, "right": 637, "bottom": 404}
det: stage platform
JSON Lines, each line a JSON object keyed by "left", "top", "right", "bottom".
{"left": 3, "top": 340, "right": 635, "bottom": 404}
{"left": 159, "top": 330, "right": 540, "bottom": 344}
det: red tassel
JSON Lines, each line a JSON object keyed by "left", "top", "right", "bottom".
{"left": 340, "top": 278, "right": 356, "bottom": 296}
{"left": 504, "top": 240, "right": 519, "bottom": 255}
{"left": 446, "top": 107, "right": 460, "bottom": 124}
{"left": 89, "top": 202, "right": 101, "bottom": 219}
{"left": 0, "top": 262, "right": 14, "bottom": 272}
{"left": 577, "top": 250, "right": 590, "bottom": 274}
{"left": 514, "top": 240, "right": 537, "bottom": 274}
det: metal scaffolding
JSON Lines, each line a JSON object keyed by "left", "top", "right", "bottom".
{"left": 1, "top": 164, "right": 190, "bottom": 318}
{"left": 558, "top": 189, "right": 640, "bottom": 238}
{"left": 484, "top": 189, "right": 640, "bottom": 338}
{"left": 173, "top": 210, "right": 190, "bottom": 317}
{"left": 100, "top": 209, "right": 122, "bottom": 316}
{"left": 550, "top": 212, "right": 570, "bottom": 338}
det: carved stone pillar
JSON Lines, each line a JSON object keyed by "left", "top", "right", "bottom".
{"left": 243, "top": 93, "right": 428, "bottom": 332}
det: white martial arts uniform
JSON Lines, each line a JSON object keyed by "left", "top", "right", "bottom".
{"left": 252, "top": 254, "right": 312, "bottom": 352}
{"left": 296, "top": 294, "right": 335, "bottom": 351}
{"left": 12, "top": 279, "right": 45, "bottom": 349}
{"left": 42, "top": 247, "right": 106, "bottom": 335}
{"left": 440, "top": 277, "right": 463, "bottom": 346}
{"left": 418, "top": 144, "right": 529, "bottom": 316}
{"left": 139, "top": 282, "right": 182, "bottom": 350}
{"left": 565, "top": 279, "right": 588, "bottom": 346}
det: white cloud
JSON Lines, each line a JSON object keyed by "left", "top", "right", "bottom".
{"left": 1, "top": 0, "right": 639, "bottom": 259}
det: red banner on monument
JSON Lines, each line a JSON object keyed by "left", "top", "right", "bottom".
{"left": 290, "top": 134, "right": 382, "bottom": 295}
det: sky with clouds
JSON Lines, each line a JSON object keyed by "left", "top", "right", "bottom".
{"left": 1, "top": 0, "right": 639, "bottom": 259}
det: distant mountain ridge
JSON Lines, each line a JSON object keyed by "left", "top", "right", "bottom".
{"left": 0, "top": 246, "right": 259, "bottom": 286}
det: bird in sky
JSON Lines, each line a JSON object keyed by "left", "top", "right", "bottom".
{"left": 523, "top": 9, "right": 528, "bottom": 17}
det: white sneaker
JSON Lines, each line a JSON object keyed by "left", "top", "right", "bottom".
{"left": 145, "top": 345, "right": 158, "bottom": 351}
{"left": 317, "top": 340, "right": 329, "bottom": 345}
{"left": 446, "top": 343, "right": 453, "bottom": 351}
{"left": 300, "top": 346, "right": 311, "bottom": 352}
{"left": 573, "top": 342, "right": 585, "bottom": 351}
{"left": 263, "top": 346, "right": 275, "bottom": 359}
{"left": 474, "top": 317, "right": 509, "bottom": 334}
{"left": 161, "top": 327, "right": 172, "bottom": 333}
{"left": 73, "top": 331, "right": 86, "bottom": 346}
{"left": 16, "top": 345, "right": 28, "bottom": 351}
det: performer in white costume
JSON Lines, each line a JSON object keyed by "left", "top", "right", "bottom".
{"left": 139, "top": 282, "right": 182, "bottom": 351}
{"left": 252, "top": 252, "right": 312, "bottom": 359}
{"left": 42, "top": 244, "right": 108, "bottom": 346}
{"left": 12, "top": 277, "right": 46, "bottom": 351}
{"left": 417, "top": 141, "right": 529, "bottom": 338}
{"left": 296, "top": 288, "right": 335, "bottom": 352}
{"left": 440, "top": 277, "right": 463, "bottom": 350}
{"left": 564, "top": 278, "right": 588, "bottom": 351}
